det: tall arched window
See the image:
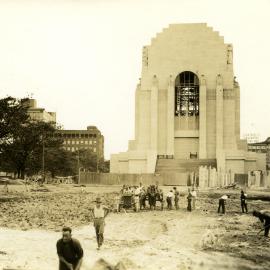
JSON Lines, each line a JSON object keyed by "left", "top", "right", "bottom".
{"left": 175, "top": 71, "right": 199, "bottom": 116}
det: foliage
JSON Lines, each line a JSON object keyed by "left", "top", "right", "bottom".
{"left": 0, "top": 96, "right": 30, "bottom": 148}
{"left": 0, "top": 96, "right": 107, "bottom": 179}
{"left": 1, "top": 120, "right": 63, "bottom": 178}
{"left": 98, "top": 159, "right": 110, "bottom": 173}
{"left": 75, "top": 148, "right": 98, "bottom": 172}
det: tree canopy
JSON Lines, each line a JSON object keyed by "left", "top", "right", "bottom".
{"left": 0, "top": 96, "right": 109, "bottom": 179}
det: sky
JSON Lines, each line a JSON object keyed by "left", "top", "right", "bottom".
{"left": 0, "top": 0, "right": 270, "bottom": 159}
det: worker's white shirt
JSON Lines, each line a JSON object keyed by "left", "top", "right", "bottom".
{"left": 134, "top": 188, "right": 141, "bottom": 195}
{"left": 166, "top": 192, "right": 174, "bottom": 198}
{"left": 93, "top": 205, "right": 105, "bottom": 218}
{"left": 191, "top": 191, "right": 197, "bottom": 197}
{"left": 221, "top": 195, "right": 228, "bottom": 200}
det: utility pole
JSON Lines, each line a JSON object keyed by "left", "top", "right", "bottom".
{"left": 77, "top": 151, "right": 80, "bottom": 183}
{"left": 42, "top": 135, "right": 45, "bottom": 183}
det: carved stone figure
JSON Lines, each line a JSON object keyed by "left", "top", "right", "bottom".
{"left": 227, "top": 44, "right": 233, "bottom": 64}
{"left": 200, "top": 74, "right": 206, "bottom": 86}
{"left": 152, "top": 75, "right": 158, "bottom": 86}
{"left": 217, "top": 74, "right": 223, "bottom": 86}
{"left": 233, "top": 76, "right": 239, "bottom": 87}
{"left": 168, "top": 75, "right": 173, "bottom": 87}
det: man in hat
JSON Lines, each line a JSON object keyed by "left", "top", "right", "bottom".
{"left": 240, "top": 190, "right": 248, "bottom": 213}
{"left": 56, "top": 227, "right": 83, "bottom": 270}
{"left": 90, "top": 197, "right": 110, "bottom": 250}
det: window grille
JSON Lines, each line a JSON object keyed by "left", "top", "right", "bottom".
{"left": 175, "top": 71, "right": 199, "bottom": 116}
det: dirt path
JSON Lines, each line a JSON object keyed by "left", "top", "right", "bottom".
{"left": 1, "top": 210, "right": 267, "bottom": 270}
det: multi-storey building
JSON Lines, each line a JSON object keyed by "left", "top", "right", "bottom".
{"left": 243, "top": 133, "right": 260, "bottom": 144}
{"left": 248, "top": 137, "right": 270, "bottom": 170}
{"left": 24, "top": 99, "right": 56, "bottom": 123}
{"left": 57, "top": 126, "right": 104, "bottom": 160}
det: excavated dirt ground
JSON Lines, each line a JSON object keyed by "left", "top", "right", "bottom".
{"left": 0, "top": 184, "right": 270, "bottom": 270}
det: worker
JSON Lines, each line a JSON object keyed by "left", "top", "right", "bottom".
{"left": 173, "top": 187, "right": 180, "bottom": 210}
{"left": 56, "top": 227, "right": 83, "bottom": 270}
{"left": 90, "top": 197, "right": 110, "bottom": 250}
{"left": 158, "top": 189, "right": 164, "bottom": 211}
{"left": 253, "top": 210, "right": 270, "bottom": 237}
{"left": 134, "top": 187, "right": 141, "bottom": 212}
{"left": 191, "top": 187, "right": 197, "bottom": 210}
{"left": 113, "top": 193, "right": 121, "bottom": 213}
{"left": 187, "top": 189, "right": 192, "bottom": 212}
{"left": 166, "top": 190, "right": 174, "bottom": 210}
{"left": 139, "top": 188, "right": 147, "bottom": 210}
{"left": 240, "top": 190, "right": 248, "bottom": 213}
{"left": 218, "top": 194, "right": 230, "bottom": 214}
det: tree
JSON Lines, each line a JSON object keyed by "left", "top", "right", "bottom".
{"left": 75, "top": 149, "right": 98, "bottom": 172}
{"left": 0, "top": 96, "right": 29, "bottom": 148}
{"left": 1, "top": 120, "right": 63, "bottom": 179}
{"left": 43, "top": 148, "right": 76, "bottom": 178}
{"left": 98, "top": 160, "right": 110, "bottom": 173}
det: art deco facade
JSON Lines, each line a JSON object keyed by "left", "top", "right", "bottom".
{"left": 111, "top": 23, "right": 265, "bottom": 174}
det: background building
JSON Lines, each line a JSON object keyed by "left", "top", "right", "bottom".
{"left": 248, "top": 137, "right": 270, "bottom": 170}
{"left": 57, "top": 126, "right": 104, "bottom": 160}
{"left": 24, "top": 99, "right": 56, "bottom": 123}
{"left": 111, "top": 23, "right": 265, "bottom": 174}
{"left": 243, "top": 133, "right": 260, "bottom": 144}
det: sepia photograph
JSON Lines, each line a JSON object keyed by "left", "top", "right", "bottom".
{"left": 0, "top": 0, "right": 270, "bottom": 269}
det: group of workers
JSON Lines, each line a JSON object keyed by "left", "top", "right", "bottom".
{"left": 55, "top": 187, "right": 198, "bottom": 270}
{"left": 217, "top": 190, "right": 270, "bottom": 237}
{"left": 118, "top": 184, "right": 197, "bottom": 212}
{"left": 217, "top": 190, "right": 248, "bottom": 214}
{"left": 56, "top": 188, "right": 270, "bottom": 270}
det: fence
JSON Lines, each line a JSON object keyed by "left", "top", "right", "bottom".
{"left": 79, "top": 169, "right": 270, "bottom": 188}
{"left": 79, "top": 171, "right": 191, "bottom": 186}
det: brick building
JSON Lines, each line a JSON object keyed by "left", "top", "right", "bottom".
{"left": 248, "top": 138, "right": 270, "bottom": 170}
{"left": 57, "top": 126, "right": 104, "bottom": 160}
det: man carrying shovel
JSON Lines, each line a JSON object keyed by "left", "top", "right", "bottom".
{"left": 253, "top": 210, "right": 270, "bottom": 237}
{"left": 90, "top": 197, "right": 110, "bottom": 250}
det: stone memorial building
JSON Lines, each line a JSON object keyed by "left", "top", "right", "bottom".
{"left": 111, "top": 23, "right": 265, "bottom": 175}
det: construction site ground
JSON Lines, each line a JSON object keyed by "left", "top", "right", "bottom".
{"left": 0, "top": 184, "right": 270, "bottom": 270}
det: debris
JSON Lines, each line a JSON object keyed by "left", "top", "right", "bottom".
{"left": 223, "top": 183, "right": 237, "bottom": 189}
{"left": 91, "top": 258, "right": 114, "bottom": 270}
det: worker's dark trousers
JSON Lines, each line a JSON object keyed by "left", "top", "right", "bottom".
{"left": 187, "top": 199, "right": 192, "bottom": 212}
{"left": 175, "top": 198, "right": 179, "bottom": 210}
{"left": 265, "top": 219, "right": 270, "bottom": 237}
{"left": 218, "top": 199, "right": 225, "bottom": 214}
{"left": 241, "top": 201, "right": 248, "bottom": 213}
{"left": 94, "top": 218, "right": 105, "bottom": 247}
{"left": 166, "top": 197, "right": 172, "bottom": 210}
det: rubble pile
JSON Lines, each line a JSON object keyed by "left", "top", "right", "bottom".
{"left": 0, "top": 192, "right": 116, "bottom": 230}
{"left": 90, "top": 258, "right": 138, "bottom": 270}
